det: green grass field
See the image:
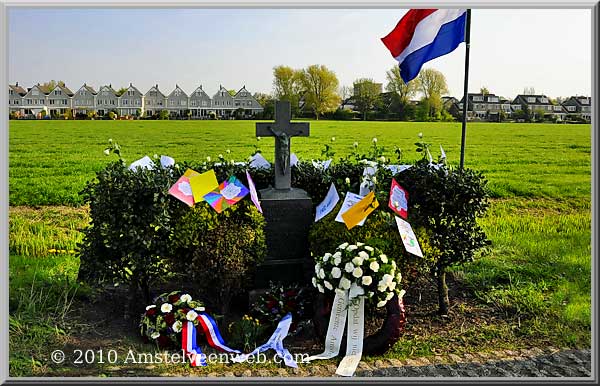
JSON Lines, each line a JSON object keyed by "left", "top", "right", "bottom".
{"left": 9, "top": 120, "right": 591, "bottom": 205}
{"left": 8, "top": 119, "right": 592, "bottom": 376}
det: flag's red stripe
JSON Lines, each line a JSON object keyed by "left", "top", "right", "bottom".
{"left": 196, "top": 316, "right": 218, "bottom": 350}
{"left": 182, "top": 322, "right": 189, "bottom": 353}
{"left": 381, "top": 9, "right": 438, "bottom": 58}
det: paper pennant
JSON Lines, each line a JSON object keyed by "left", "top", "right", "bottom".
{"left": 189, "top": 170, "right": 219, "bottom": 203}
{"left": 395, "top": 216, "right": 423, "bottom": 257}
{"left": 160, "top": 155, "right": 175, "bottom": 168}
{"left": 315, "top": 183, "right": 340, "bottom": 222}
{"left": 312, "top": 159, "right": 332, "bottom": 170}
{"left": 335, "top": 192, "right": 366, "bottom": 226}
{"left": 440, "top": 145, "right": 446, "bottom": 161}
{"left": 341, "top": 191, "right": 379, "bottom": 230}
{"left": 290, "top": 153, "right": 299, "bottom": 167}
{"left": 129, "top": 156, "right": 155, "bottom": 171}
{"left": 388, "top": 179, "right": 408, "bottom": 219}
{"left": 168, "top": 176, "right": 195, "bottom": 207}
{"left": 385, "top": 164, "right": 412, "bottom": 175}
{"left": 246, "top": 170, "right": 262, "bottom": 214}
{"left": 203, "top": 176, "right": 249, "bottom": 213}
{"left": 249, "top": 153, "right": 271, "bottom": 170}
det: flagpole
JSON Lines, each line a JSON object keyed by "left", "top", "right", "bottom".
{"left": 459, "top": 9, "right": 471, "bottom": 170}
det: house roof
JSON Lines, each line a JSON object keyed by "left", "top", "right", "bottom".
{"left": 126, "top": 83, "right": 143, "bottom": 96}
{"left": 9, "top": 83, "right": 27, "bottom": 96}
{"left": 145, "top": 84, "right": 166, "bottom": 98}
{"left": 563, "top": 96, "right": 591, "bottom": 106}
{"left": 167, "top": 84, "right": 188, "bottom": 98}
{"left": 512, "top": 94, "right": 553, "bottom": 105}
{"left": 45, "top": 84, "right": 73, "bottom": 97}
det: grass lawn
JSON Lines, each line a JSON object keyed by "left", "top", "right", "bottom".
{"left": 8, "top": 119, "right": 592, "bottom": 376}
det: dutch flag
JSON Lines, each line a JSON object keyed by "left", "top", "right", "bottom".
{"left": 381, "top": 9, "right": 467, "bottom": 83}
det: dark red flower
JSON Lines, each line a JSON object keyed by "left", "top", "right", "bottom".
{"left": 157, "top": 335, "right": 171, "bottom": 349}
{"left": 181, "top": 308, "right": 191, "bottom": 314}
{"left": 164, "top": 313, "right": 175, "bottom": 325}
{"left": 146, "top": 308, "right": 156, "bottom": 317}
{"left": 168, "top": 294, "right": 181, "bottom": 303}
{"left": 266, "top": 300, "right": 277, "bottom": 309}
{"left": 285, "top": 290, "right": 297, "bottom": 297}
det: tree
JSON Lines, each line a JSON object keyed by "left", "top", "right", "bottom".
{"left": 353, "top": 78, "right": 381, "bottom": 120}
{"left": 339, "top": 85, "right": 353, "bottom": 108}
{"left": 416, "top": 68, "right": 448, "bottom": 120}
{"left": 523, "top": 86, "right": 536, "bottom": 95}
{"left": 41, "top": 80, "right": 65, "bottom": 91}
{"left": 254, "top": 92, "right": 275, "bottom": 119}
{"left": 480, "top": 86, "right": 489, "bottom": 95}
{"left": 158, "top": 110, "right": 170, "bottom": 120}
{"left": 272, "top": 65, "right": 302, "bottom": 116}
{"left": 385, "top": 66, "right": 417, "bottom": 120}
{"left": 228, "top": 90, "right": 237, "bottom": 97}
{"left": 297, "top": 64, "right": 340, "bottom": 120}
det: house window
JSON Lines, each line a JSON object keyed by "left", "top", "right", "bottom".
{"left": 248, "top": 101, "right": 252, "bottom": 106}
{"left": 539, "top": 97, "right": 548, "bottom": 103}
{"left": 102, "top": 91, "right": 108, "bottom": 96}
{"left": 80, "top": 90, "right": 85, "bottom": 95}
{"left": 128, "top": 90, "right": 134, "bottom": 96}
{"left": 169, "top": 100, "right": 175, "bottom": 106}
{"left": 111, "top": 100, "right": 115, "bottom": 105}
{"left": 50, "top": 100, "right": 55, "bottom": 105}
{"left": 174, "top": 90, "right": 181, "bottom": 96}
{"left": 32, "top": 90, "right": 39, "bottom": 96}
{"left": 567, "top": 106, "right": 576, "bottom": 112}
{"left": 527, "top": 97, "right": 536, "bottom": 103}
{"left": 54, "top": 90, "right": 61, "bottom": 96}
{"left": 180, "top": 100, "right": 186, "bottom": 106}
{"left": 123, "top": 100, "right": 128, "bottom": 105}
{"left": 9, "top": 90, "right": 14, "bottom": 95}
{"left": 488, "top": 97, "right": 499, "bottom": 102}
{"left": 473, "top": 96, "right": 483, "bottom": 102}
{"left": 546, "top": 105, "right": 552, "bottom": 111}
{"left": 191, "top": 100, "right": 197, "bottom": 106}
{"left": 202, "top": 101, "right": 208, "bottom": 107}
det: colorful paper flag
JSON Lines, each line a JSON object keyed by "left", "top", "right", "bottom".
{"left": 168, "top": 176, "right": 195, "bottom": 207}
{"left": 389, "top": 179, "right": 409, "bottom": 219}
{"left": 395, "top": 216, "right": 423, "bottom": 257}
{"left": 203, "top": 176, "right": 249, "bottom": 213}
{"left": 315, "top": 183, "right": 340, "bottom": 222}
{"left": 335, "top": 192, "right": 366, "bottom": 226}
{"left": 189, "top": 169, "right": 219, "bottom": 203}
{"left": 183, "top": 168, "right": 201, "bottom": 178}
{"left": 341, "top": 191, "right": 379, "bottom": 230}
{"left": 246, "top": 170, "right": 262, "bottom": 214}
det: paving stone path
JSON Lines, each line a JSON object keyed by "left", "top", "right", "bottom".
{"left": 356, "top": 349, "right": 592, "bottom": 378}
{"left": 203, "top": 347, "right": 592, "bottom": 378}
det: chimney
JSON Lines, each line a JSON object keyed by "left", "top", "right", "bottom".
{"left": 130, "top": 82, "right": 132, "bottom": 87}
{"left": 16, "top": 81, "right": 18, "bottom": 86}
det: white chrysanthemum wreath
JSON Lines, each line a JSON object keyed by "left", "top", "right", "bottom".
{"left": 312, "top": 242, "right": 405, "bottom": 308}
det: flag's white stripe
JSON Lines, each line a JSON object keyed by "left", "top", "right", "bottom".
{"left": 185, "top": 322, "right": 193, "bottom": 352}
{"left": 199, "top": 314, "right": 231, "bottom": 352}
{"left": 394, "top": 9, "right": 466, "bottom": 64}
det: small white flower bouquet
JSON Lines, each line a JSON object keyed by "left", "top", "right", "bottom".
{"left": 312, "top": 242, "right": 405, "bottom": 308}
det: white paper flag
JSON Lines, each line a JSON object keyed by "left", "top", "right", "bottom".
{"left": 312, "top": 159, "right": 332, "bottom": 170}
{"left": 335, "top": 192, "right": 366, "bottom": 227}
{"left": 385, "top": 164, "right": 412, "bottom": 175}
{"left": 439, "top": 145, "right": 446, "bottom": 161}
{"left": 159, "top": 155, "right": 175, "bottom": 168}
{"left": 315, "top": 183, "right": 340, "bottom": 222}
{"left": 249, "top": 153, "right": 271, "bottom": 170}
{"left": 128, "top": 156, "right": 155, "bottom": 171}
{"left": 290, "top": 153, "right": 299, "bottom": 167}
{"left": 395, "top": 216, "right": 423, "bottom": 257}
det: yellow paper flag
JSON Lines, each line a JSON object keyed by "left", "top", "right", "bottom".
{"left": 189, "top": 169, "right": 219, "bottom": 202}
{"left": 341, "top": 191, "right": 379, "bottom": 230}
{"left": 183, "top": 168, "right": 201, "bottom": 178}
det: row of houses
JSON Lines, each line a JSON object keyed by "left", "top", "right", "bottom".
{"left": 8, "top": 82, "right": 264, "bottom": 119}
{"left": 442, "top": 93, "right": 592, "bottom": 122}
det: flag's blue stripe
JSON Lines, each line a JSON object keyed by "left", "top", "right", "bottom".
{"left": 400, "top": 12, "right": 467, "bottom": 83}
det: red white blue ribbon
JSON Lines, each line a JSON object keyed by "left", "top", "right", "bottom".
{"left": 197, "top": 312, "right": 241, "bottom": 354}
{"left": 182, "top": 321, "right": 207, "bottom": 367}
{"left": 231, "top": 312, "right": 297, "bottom": 368}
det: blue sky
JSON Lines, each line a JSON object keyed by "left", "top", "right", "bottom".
{"left": 8, "top": 8, "right": 592, "bottom": 99}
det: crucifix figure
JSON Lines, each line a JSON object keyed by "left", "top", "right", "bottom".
{"left": 256, "top": 101, "right": 310, "bottom": 190}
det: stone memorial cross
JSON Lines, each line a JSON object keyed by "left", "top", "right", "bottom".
{"left": 256, "top": 101, "right": 310, "bottom": 190}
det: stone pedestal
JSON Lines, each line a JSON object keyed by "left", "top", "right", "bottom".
{"left": 253, "top": 187, "right": 313, "bottom": 287}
